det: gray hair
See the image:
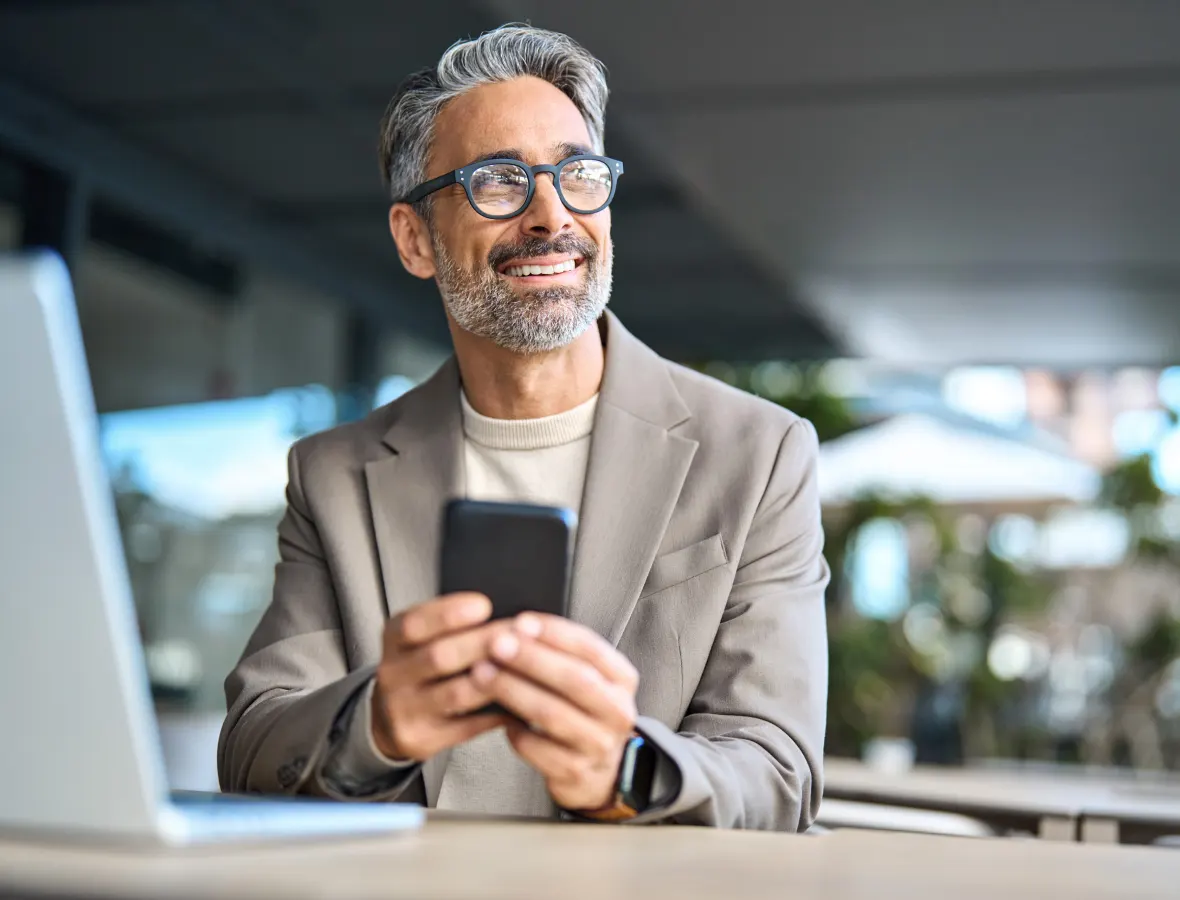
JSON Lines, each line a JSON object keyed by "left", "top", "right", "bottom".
{"left": 378, "top": 24, "right": 609, "bottom": 205}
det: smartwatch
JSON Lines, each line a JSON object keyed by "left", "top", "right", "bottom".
{"left": 582, "top": 732, "right": 657, "bottom": 821}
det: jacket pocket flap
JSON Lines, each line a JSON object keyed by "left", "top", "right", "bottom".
{"left": 641, "top": 533, "right": 728, "bottom": 597}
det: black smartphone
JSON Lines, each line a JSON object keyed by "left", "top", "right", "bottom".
{"left": 439, "top": 499, "right": 576, "bottom": 718}
{"left": 439, "top": 498, "right": 576, "bottom": 620}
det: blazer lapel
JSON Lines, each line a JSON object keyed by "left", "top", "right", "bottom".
{"left": 363, "top": 357, "right": 464, "bottom": 806}
{"left": 567, "top": 313, "right": 698, "bottom": 645}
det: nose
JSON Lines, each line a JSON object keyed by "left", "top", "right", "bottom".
{"left": 518, "top": 172, "right": 575, "bottom": 237}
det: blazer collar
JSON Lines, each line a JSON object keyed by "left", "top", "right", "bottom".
{"left": 376, "top": 310, "right": 690, "bottom": 451}
{"left": 564, "top": 311, "right": 698, "bottom": 641}
{"left": 595, "top": 310, "right": 692, "bottom": 432}
{"left": 378, "top": 355, "right": 463, "bottom": 456}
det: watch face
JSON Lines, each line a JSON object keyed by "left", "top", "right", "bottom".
{"left": 619, "top": 735, "right": 656, "bottom": 811}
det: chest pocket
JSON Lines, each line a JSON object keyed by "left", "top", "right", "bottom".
{"left": 640, "top": 533, "right": 728, "bottom": 598}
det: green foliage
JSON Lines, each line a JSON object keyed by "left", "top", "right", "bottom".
{"left": 1100, "top": 452, "right": 1180, "bottom": 567}
{"left": 690, "top": 361, "right": 859, "bottom": 443}
{"left": 774, "top": 389, "right": 859, "bottom": 444}
{"left": 1128, "top": 610, "right": 1180, "bottom": 668}
{"left": 966, "top": 662, "right": 1017, "bottom": 708}
{"left": 1101, "top": 453, "right": 1163, "bottom": 510}
{"left": 981, "top": 547, "right": 1051, "bottom": 621}
{"left": 819, "top": 489, "right": 1055, "bottom": 757}
{"left": 1135, "top": 536, "right": 1179, "bottom": 564}
{"left": 823, "top": 493, "right": 951, "bottom": 611}
{"left": 822, "top": 492, "right": 945, "bottom": 755}
{"left": 826, "top": 618, "right": 915, "bottom": 755}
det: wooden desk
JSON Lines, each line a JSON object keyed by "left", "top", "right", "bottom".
{"left": 1, "top": 818, "right": 1178, "bottom": 900}
{"left": 824, "top": 758, "right": 1180, "bottom": 844}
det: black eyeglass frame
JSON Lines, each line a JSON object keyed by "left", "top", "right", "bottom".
{"left": 398, "top": 154, "right": 625, "bottom": 219}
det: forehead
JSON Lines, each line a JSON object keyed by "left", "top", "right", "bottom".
{"left": 429, "top": 76, "right": 594, "bottom": 173}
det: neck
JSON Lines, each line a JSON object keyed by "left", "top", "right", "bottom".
{"left": 450, "top": 318, "right": 605, "bottom": 420}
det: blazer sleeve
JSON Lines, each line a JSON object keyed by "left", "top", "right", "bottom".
{"left": 216, "top": 440, "right": 421, "bottom": 801}
{"left": 629, "top": 417, "right": 829, "bottom": 830}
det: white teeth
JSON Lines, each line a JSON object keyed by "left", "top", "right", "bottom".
{"left": 506, "top": 259, "right": 577, "bottom": 277}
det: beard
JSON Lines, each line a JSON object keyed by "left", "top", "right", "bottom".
{"left": 432, "top": 231, "right": 613, "bottom": 354}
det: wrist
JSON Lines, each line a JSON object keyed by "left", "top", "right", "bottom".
{"left": 369, "top": 681, "right": 407, "bottom": 761}
{"left": 577, "top": 769, "right": 626, "bottom": 816}
{"left": 574, "top": 732, "right": 654, "bottom": 822}
{"left": 577, "top": 782, "right": 639, "bottom": 821}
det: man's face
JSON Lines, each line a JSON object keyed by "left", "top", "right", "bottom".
{"left": 420, "top": 76, "right": 613, "bottom": 353}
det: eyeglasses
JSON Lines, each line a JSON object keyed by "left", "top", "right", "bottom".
{"left": 398, "top": 154, "right": 624, "bottom": 219}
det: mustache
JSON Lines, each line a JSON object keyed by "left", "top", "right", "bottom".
{"left": 486, "top": 234, "right": 598, "bottom": 271}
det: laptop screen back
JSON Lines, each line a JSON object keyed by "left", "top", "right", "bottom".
{"left": 0, "top": 251, "right": 167, "bottom": 839}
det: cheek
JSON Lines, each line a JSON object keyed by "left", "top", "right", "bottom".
{"left": 467, "top": 224, "right": 519, "bottom": 269}
{"left": 596, "top": 234, "right": 613, "bottom": 270}
{"left": 434, "top": 206, "right": 502, "bottom": 267}
{"left": 588, "top": 213, "right": 611, "bottom": 258}
{"left": 436, "top": 236, "right": 488, "bottom": 275}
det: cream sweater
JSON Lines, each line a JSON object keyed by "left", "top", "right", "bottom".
{"left": 458, "top": 388, "right": 597, "bottom": 510}
{"left": 436, "top": 390, "right": 598, "bottom": 814}
{"left": 324, "top": 390, "right": 599, "bottom": 814}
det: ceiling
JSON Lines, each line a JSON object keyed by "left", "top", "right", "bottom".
{"left": 2, "top": 0, "right": 1179, "bottom": 367}
{"left": 491, "top": 0, "right": 1180, "bottom": 367}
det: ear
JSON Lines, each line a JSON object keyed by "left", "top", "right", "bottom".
{"left": 388, "top": 204, "right": 437, "bottom": 280}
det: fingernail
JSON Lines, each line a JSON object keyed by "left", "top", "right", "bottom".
{"left": 515, "top": 614, "right": 542, "bottom": 638}
{"left": 492, "top": 632, "right": 519, "bottom": 660}
{"left": 472, "top": 661, "right": 497, "bottom": 685}
{"left": 466, "top": 595, "right": 492, "bottom": 619}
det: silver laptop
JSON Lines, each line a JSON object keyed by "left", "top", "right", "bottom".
{"left": 0, "top": 250, "right": 424, "bottom": 845}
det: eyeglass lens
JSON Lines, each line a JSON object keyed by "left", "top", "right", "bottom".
{"left": 468, "top": 159, "right": 613, "bottom": 217}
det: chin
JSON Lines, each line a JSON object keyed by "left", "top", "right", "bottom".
{"left": 512, "top": 285, "right": 582, "bottom": 307}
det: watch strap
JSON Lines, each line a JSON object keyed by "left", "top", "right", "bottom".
{"left": 580, "top": 798, "right": 639, "bottom": 821}
{"left": 576, "top": 731, "right": 651, "bottom": 821}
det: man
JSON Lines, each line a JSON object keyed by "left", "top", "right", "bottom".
{"left": 218, "top": 24, "right": 829, "bottom": 830}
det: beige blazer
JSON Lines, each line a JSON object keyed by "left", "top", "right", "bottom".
{"left": 218, "top": 312, "right": 829, "bottom": 830}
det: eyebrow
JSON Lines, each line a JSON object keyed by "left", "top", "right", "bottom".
{"left": 468, "top": 143, "right": 595, "bottom": 167}
{"left": 472, "top": 148, "right": 527, "bottom": 164}
{"left": 554, "top": 141, "right": 593, "bottom": 159}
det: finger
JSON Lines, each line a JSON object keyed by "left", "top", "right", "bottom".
{"left": 504, "top": 722, "right": 584, "bottom": 784}
{"left": 388, "top": 593, "right": 491, "bottom": 649}
{"left": 430, "top": 712, "right": 514, "bottom": 751}
{"left": 473, "top": 664, "right": 615, "bottom": 757}
{"left": 421, "top": 673, "right": 495, "bottom": 718}
{"left": 513, "top": 614, "right": 639, "bottom": 690}
{"left": 488, "top": 631, "right": 634, "bottom": 733}
{"left": 400, "top": 620, "right": 511, "bottom": 683}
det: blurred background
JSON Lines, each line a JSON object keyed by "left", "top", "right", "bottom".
{"left": 3, "top": 1, "right": 1180, "bottom": 796}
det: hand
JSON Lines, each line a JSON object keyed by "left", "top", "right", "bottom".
{"left": 471, "top": 613, "right": 640, "bottom": 812}
{"left": 370, "top": 592, "right": 513, "bottom": 761}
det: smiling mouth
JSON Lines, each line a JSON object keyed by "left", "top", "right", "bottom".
{"left": 498, "top": 257, "right": 584, "bottom": 278}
